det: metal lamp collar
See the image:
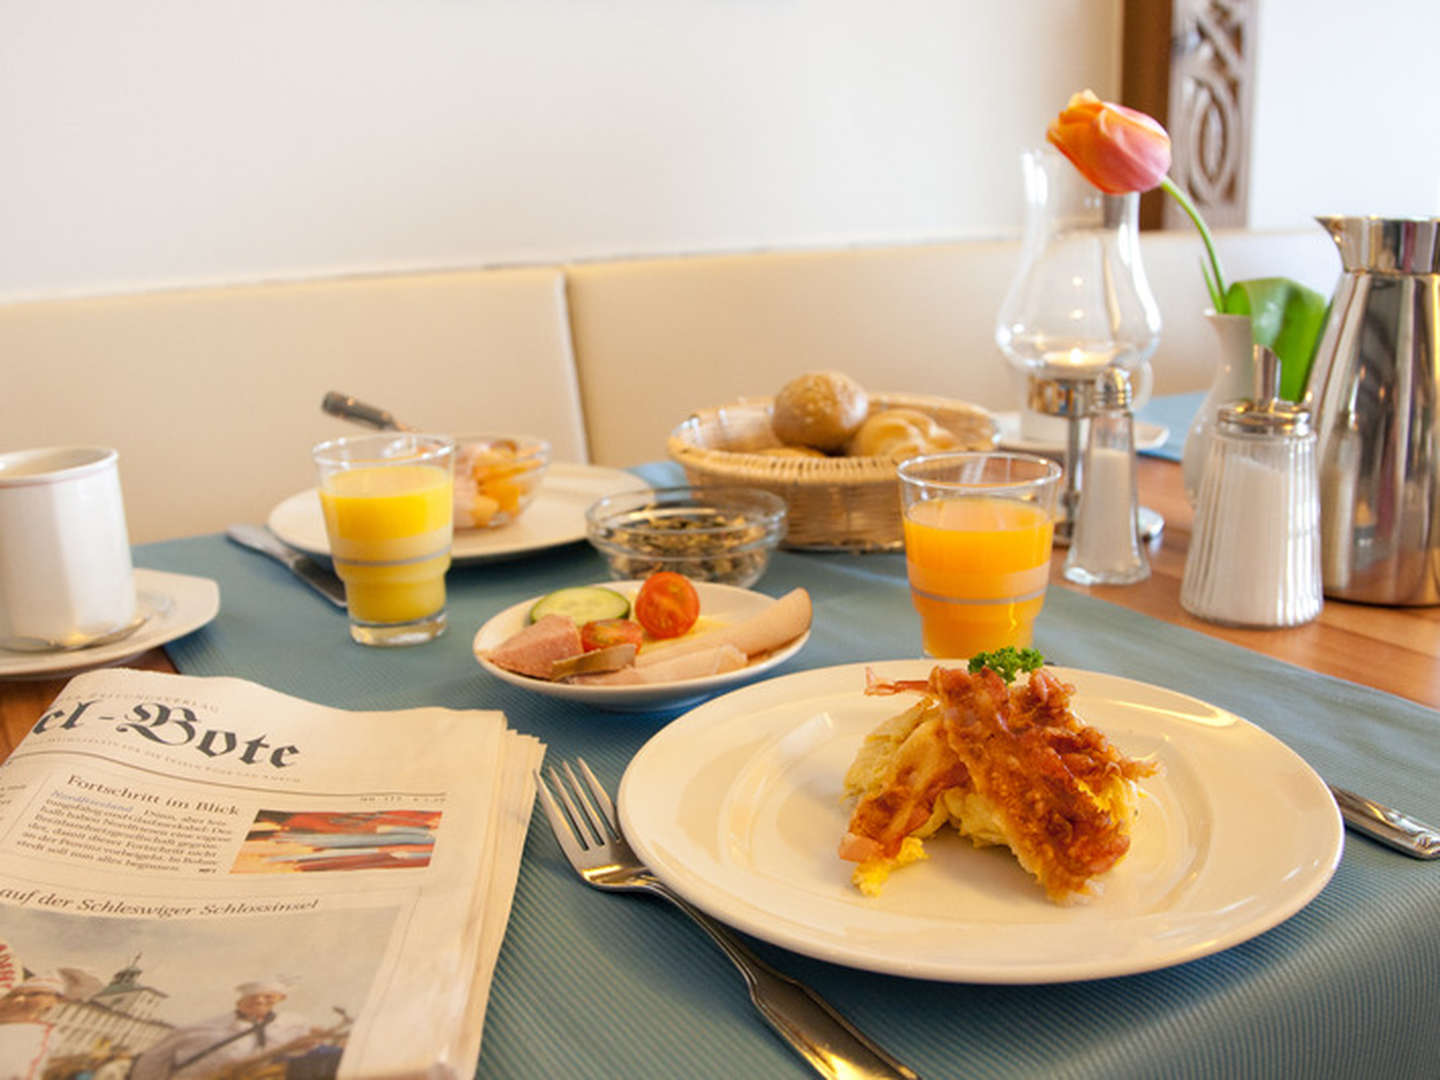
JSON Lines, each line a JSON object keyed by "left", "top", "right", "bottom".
{"left": 1026, "top": 369, "right": 1134, "bottom": 419}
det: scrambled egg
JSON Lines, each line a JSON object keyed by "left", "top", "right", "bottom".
{"left": 853, "top": 836, "right": 928, "bottom": 896}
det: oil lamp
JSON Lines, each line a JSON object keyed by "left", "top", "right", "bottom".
{"left": 995, "top": 146, "right": 1161, "bottom": 543}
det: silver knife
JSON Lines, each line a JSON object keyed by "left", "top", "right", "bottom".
{"left": 1329, "top": 785, "right": 1440, "bottom": 859}
{"left": 226, "top": 525, "right": 347, "bottom": 608}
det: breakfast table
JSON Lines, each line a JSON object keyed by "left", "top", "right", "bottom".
{"left": 2, "top": 446, "right": 1438, "bottom": 1078}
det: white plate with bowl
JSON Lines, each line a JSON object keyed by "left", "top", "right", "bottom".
{"left": 0, "top": 569, "right": 221, "bottom": 680}
{"left": 994, "top": 411, "right": 1169, "bottom": 458}
{"left": 473, "top": 580, "right": 811, "bottom": 713}
{"left": 618, "top": 659, "right": 1343, "bottom": 983}
{"left": 267, "top": 462, "right": 645, "bottom": 566}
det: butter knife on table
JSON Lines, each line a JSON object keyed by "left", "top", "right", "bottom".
{"left": 1329, "top": 785, "right": 1440, "bottom": 859}
{"left": 226, "top": 525, "right": 347, "bottom": 608}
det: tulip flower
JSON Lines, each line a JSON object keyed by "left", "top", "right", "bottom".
{"left": 1046, "top": 90, "right": 1329, "bottom": 399}
{"left": 1046, "top": 90, "right": 1171, "bottom": 195}
{"left": 1047, "top": 90, "right": 1228, "bottom": 312}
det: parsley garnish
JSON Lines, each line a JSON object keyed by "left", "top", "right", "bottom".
{"left": 967, "top": 647, "right": 1045, "bottom": 684}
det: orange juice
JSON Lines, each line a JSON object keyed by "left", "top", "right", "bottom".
{"left": 902, "top": 495, "right": 1054, "bottom": 658}
{"left": 319, "top": 464, "right": 453, "bottom": 624}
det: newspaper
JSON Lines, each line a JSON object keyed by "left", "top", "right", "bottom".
{"left": 0, "top": 668, "right": 544, "bottom": 1080}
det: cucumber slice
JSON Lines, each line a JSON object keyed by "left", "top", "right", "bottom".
{"left": 527, "top": 585, "right": 630, "bottom": 625}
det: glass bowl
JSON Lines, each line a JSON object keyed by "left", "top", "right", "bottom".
{"left": 453, "top": 435, "right": 551, "bottom": 529}
{"left": 585, "top": 486, "right": 787, "bottom": 587}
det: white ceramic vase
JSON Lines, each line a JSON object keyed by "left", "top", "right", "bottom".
{"left": 1180, "top": 312, "right": 1254, "bottom": 506}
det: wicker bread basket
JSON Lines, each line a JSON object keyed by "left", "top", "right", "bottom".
{"left": 666, "top": 392, "right": 998, "bottom": 551}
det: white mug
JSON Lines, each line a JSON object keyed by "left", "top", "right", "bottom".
{"left": 0, "top": 447, "right": 135, "bottom": 649}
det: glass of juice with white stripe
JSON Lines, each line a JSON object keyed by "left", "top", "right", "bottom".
{"left": 897, "top": 452, "right": 1062, "bottom": 658}
{"left": 312, "top": 433, "right": 455, "bottom": 646}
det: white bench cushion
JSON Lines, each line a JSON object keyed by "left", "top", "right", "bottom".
{"left": 1, "top": 267, "right": 584, "bottom": 542}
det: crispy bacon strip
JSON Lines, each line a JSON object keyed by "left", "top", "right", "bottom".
{"left": 862, "top": 667, "right": 931, "bottom": 696}
{"left": 841, "top": 664, "right": 1156, "bottom": 902}
{"left": 837, "top": 707, "right": 968, "bottom": 863}
{"left": 932, "top": 666, "right": 1138, "bottom": 900}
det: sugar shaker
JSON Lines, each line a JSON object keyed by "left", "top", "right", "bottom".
{"left": 1064, "top": 369, "right": 1150, "bottom": 585}
{"left": 1181, "top": 345, "right": 1322, "bottom": 627}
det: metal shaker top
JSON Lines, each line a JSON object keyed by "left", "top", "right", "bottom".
{"left": 1217, "top": 345, "right": 1313, "bottom": 439}
{"left": 1089, "top": 367, "right": 1133, "bottom": 411}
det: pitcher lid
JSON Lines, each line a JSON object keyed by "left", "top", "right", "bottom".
{"left": 1316, "top": 215, "right": 1440, "bottom": 274}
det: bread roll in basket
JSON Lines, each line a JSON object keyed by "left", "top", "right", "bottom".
{"left": 666, "top": 392, "right": 997, "bottom": 551}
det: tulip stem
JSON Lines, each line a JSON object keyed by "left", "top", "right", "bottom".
{"left": 1160, "top": 176, "right": 1227, "bottom": 312}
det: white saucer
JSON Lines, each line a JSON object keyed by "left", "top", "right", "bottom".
{"left": 995, "top": 412, "right": 1169, "bottom": 458}
{"left": 267, "top": 462, "right": 646, "bottom": 566}
{"left": 0, "top": 569, "right": 221, "bottom": 680}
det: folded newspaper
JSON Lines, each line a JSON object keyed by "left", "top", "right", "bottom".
{"left": 0, "top": 668, "right": 544, "bottom": 1080}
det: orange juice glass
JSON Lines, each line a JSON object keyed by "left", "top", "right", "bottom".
{"left": 897, "top": 452, "right": 1062, "bottom": 659}
{"left": 312, "top": 434, "right": 455, "bottom": 647}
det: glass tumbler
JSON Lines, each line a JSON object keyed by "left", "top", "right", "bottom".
{"left": 312, "top": 433, "right": 455, "bottom": 646}
{"left": 897, "top": 452, "right": 1062, "bottom": 658}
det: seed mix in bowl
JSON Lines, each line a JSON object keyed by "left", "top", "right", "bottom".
{"left": 585, "top": 487, "right": 786, "bottom": 588}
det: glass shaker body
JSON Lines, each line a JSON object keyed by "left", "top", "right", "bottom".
{"left": 1181, "top": 418, "right": 1322, "bottom": 628}
{"left": 1064, "top": 390, "right": 1150, "bottom": 586}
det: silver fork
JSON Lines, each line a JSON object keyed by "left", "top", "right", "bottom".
{"left": 536, "top": 758, "right": 920, "bottom": 1080}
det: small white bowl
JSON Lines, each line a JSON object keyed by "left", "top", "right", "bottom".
{"left": 453, "top": 434, "right": 550, "bottom": 529}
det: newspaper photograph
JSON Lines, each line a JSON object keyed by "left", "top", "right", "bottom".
{"left": 0, "top": 669, "right": 544, "bottom": 1080}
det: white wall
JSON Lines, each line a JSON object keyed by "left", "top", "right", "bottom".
{"left": 0, "top": 1, "right": 1121, "bottom": 302}
{"left": 1250, "top": 0, "right": 1440, "bottom": 226}
{"left": 6, "top": 2, "right": 1432, "bottom": 305}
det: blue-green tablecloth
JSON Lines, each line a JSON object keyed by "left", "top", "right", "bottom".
{"left": 132, "top": 459, "right": 1438, "bottom": 1080}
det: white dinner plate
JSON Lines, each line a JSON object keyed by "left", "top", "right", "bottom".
{"left": 0, "top": 569, "right": 221, "bottom": 681}
{"left": 994, "top": 411, "right": 1169, "bottom": 458}
{"left": 267, "top": 462, "right": 646, "bottom": 566}
{"left": 473, "top": 581, "right": 811, "bottom": 713}
{"left": 618, "top": 660, "right": 1343, "bottom": 983}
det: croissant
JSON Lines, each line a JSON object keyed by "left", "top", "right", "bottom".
{"left": 846, "top": 408, "right": 961, "bottom": 459}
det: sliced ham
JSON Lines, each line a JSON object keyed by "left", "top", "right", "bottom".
{"left": 482, "top": 614, "right": 581, "bottom": 678}
{"left": 634, "top": 587, "right": 811, "bottom": 668}
{"left": 572, "top": 644, "right": 747, "bottom": 685}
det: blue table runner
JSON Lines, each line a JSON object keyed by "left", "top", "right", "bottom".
{"left": 133, "top": 466, "right": 1439, "bottom": 1079}
{"left": 1137, "top": 390, "right": 1202, "bottom": 462}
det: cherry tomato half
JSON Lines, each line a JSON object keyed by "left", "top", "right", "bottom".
{"left": 579, "top": 617, "right": 645, "bottom": 652}
{"left": 633, "top": 571, "right": 700, "bottom": 639}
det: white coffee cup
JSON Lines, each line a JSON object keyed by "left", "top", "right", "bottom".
{"left": 0, "top": 447, "right": 135, "bottom": 650}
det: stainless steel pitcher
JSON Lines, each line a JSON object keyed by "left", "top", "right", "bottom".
{"left": 1309, "top": 215, "right": 1440, "bottom": 605}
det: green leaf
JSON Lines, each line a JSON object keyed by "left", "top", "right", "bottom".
{"left": 967, "top": 647, "right": 1045, "bottom": 684}
{"left": 1221, "top": 278, "right": 1328, "bottom": 401}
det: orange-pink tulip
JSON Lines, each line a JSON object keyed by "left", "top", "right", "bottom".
{"left": 1046, "top": 90, "right": 1171, "bottom": 195}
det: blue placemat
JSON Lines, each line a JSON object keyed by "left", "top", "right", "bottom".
{"left": 1137, "top": 391, "right": 1203, "bottom": 462}
{"left": 131, "top": 524, "right": 1440, "bottom": 1080}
